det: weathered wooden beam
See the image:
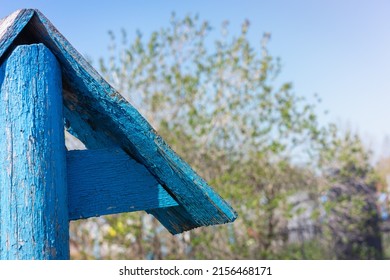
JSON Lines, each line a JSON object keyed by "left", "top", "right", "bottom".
{"left": 0, "top": 9, "right": 237, "bottom": 235}
{"left": 0, "top": 44, "right": 68, "bottom": 259}
{"left": 27, "top": 10, "right": 237, "bottom": 233}
{"left": 67, "top": 148, "right": 179, "bottom": 220}
{"left": 0, "top": 10, "right": 34, "bottom": 63}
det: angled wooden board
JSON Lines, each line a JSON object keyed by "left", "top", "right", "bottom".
{"left": 0, "top": 10, "right": 34, "bottom": 62}
{"left": 0, "top": 9, "right": 237, "bottom": 234}
{"left": 67, "top": 148, "right": 179, "bottom": 220}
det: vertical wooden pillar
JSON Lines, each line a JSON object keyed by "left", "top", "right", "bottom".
{"left": 0, "top": 44, "right": 69, "bottom": 259}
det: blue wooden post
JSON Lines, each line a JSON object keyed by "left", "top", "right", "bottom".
{"left": 0, "top": 44, "right": 69, "bottom": 259}
{"left": 0, "top": 11, "right": 237, "bottom": 260}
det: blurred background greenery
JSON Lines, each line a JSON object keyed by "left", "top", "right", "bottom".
{"left": 65, "top": 14, "right": 390, "bottom": 259}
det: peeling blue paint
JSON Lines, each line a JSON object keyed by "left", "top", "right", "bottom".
{"left": 67, "top": 148, "right": 179, "bottom": 220}
{"left": 0, "top": 44, "right": 68, "bottom": 259}
{"left": 0, "top": 8, "right": 237, "bottom": 249}
{"left": 33, "top": 9, "right": 237, "bottom": 233}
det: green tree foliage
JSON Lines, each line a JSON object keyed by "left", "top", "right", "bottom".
{"left": 69, "top": 14, "right": 383, "bottom": 259}
{"left": 319, "top": 130, "right": 383, "bottom": 259}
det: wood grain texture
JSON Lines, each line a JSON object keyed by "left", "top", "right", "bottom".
{"left": 33, "top": 10, "right": 237, "bottom": 234}
{"left": 0, "top": 10, "right": 237, "bottom": 234}
{"left": 63, "top": 104, "right": 117, "bottom": 149}
{"left": 0, "top": 44, "right": 69, "bottom": 259}
{"left": 67, "top": 148, "right": 178, "bottom": 220}
{"left": 0, "top": 10, "right": 34, "bottom": 62}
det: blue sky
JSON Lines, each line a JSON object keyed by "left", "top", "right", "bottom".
{"left": 1, "top": 0, "right": 390, "bottom": 159}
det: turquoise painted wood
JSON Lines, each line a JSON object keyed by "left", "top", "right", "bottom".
{"left": 0, "top": 44, "right": 69, "bottom": 259}
{"left": 67, "top": 148, "right": 178, "bottom": 220}
{"left": 63, "top": 106, "right": 117, "bottom": 149}
{"left": 0, "top": 9, "right": 237, "bottom": 238}
{"left": 33, "top": 10, "right": 237, "bottom": 233}
{"left": 0, "top": 10, "right": 34, "bottom": 63}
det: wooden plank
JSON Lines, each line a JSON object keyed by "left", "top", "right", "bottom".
{"left": 67, "top": 148, "right": 179, "bottom": 220}
{"left": 63, "top": 104, "right": 118, "bottom": 149}
{"left": 0, "top": 10, "right": 237, "bottom": 234}
{"left": 0, "top": 10, "right": 34, "bottom": 62}
{"left": 0, "top": 44, "right": 69, "bottom": 259}
{"left": 31, "top": 10, "right": 237, "bottom": 234}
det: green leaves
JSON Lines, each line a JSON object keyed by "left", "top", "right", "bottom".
{"left": 95, "top": 13, "right": 327, "bottom": 259}
{"left": 80, "top": 13, "right": 382, "bottom": 260}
